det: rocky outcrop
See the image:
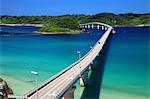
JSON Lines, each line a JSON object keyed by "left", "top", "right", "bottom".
{"left": 0, "top": 78, "right": 14, "bottom": 99}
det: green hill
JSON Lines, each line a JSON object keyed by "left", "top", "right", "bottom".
{"left": 1, "top": 13, "right": 150, "bottom": 32}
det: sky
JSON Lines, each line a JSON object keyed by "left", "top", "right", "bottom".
{"left": 0, "top": 0, "right": 150, "bottom": 16}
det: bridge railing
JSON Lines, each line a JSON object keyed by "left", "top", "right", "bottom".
{"left": 23, "top": 23, "right": 113, "bottom": 98}
{"left": 79, "top": 22, "right": 112, "bottom": 28}
{"left": 56, "top": 27, "right": 113, "bottom": 98}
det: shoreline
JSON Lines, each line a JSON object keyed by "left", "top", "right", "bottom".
{"left": 1, "top": 24, "right": 149, "bottom": 35}
{"left": 0, "top": 24, "right": 43, "bottom": 27}
{"left": 114, "top": 24, "right": 150, "bottom": 27}
{"left": 1, "top": 23, "right": 149, "bottom": 27}
{"left": 35, "top": 31, "right": 85, "bottom": 35}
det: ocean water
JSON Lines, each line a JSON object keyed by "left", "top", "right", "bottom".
{"left": 0, "top": 26, "right": 149, "bottom": 99}
{"left": 0, "top": 26, "right": 103, "bottom": 95}
{"left": 99, "top": 27, "right": 150, "bottom": 99}
{"left": 74, "top": 26, "right": 149, "bottom": 99}
{"left": 0, "top": 26, "right": 40, "bottom": 33}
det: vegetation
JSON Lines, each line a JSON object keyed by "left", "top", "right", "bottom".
{"left": 1, "top": 13, "right": 150, "bottom": 33}
{"left": 39, "top": 25, "right": 71, "bottom": 32}
{"left": 37, "top": 16, "right": 80, "bottom": 33}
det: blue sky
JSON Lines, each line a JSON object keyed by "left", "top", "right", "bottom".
{"left": 1, "top": 0, "right": 150, "bottom": 15}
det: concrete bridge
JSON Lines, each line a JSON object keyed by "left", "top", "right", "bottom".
{"left": 8, "top": 22, "right": 115, "bottom": 99}
{"left": 80, "top": 22, "right": 115, "bottom": 31}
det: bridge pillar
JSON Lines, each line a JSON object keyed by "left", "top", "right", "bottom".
{"left": 88, "top": 61, "right": 96, "bottom": 70}
{"left": 62, "top": 86, "right": 76, "bottom": 99}
{"left": 82, "top": 25, "right": 84, "bottom": 29}
{"left": 102, "top": 26, "right": 104, "bottom": 30}
{"left": 80, "top": 70, "right": 89, "bottom": 87}
{"left": 105, "top": 27, "right": 107, "bottom": 30}
{"left": 95, "top": 52, "right": 103, "bottom": 61}
{"left": 97, "top": 25, "right": 100, "bottom": 29}
{"left": 91, "top": 24, "right": 94, "bottom": 29}
{"left": 85, "top": 25, "right": 87, "bottom": 28}
{"left": 88, "top": 25, "right": 90, "bottom": 29}
{"left": 112, "top": 30, "right": 116, "bottom": 34}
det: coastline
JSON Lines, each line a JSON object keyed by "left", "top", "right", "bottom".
{"left": 114, "top": 24, "right": 150, "bottom": 28}
{"left": 1, "top": 23, "right": 149, "bottom": 28}
{"left": 0, "top": 24, "right": 84, "bottom": 34}
{"left": 0, "top": 24, "right": 43, "bottom": 27}
{"left": 1, "top": 23, "right": 149, "bottom": 35}
{"left": 35, "top": 31, "right": 85, "bottom": 35}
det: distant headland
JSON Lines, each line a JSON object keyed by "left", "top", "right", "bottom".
{"left": 1, "top": 13, "right": 150, "bottom": 34}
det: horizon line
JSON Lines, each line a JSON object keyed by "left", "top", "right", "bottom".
{"left": 1, "top": 12, "right": 150, "bottom": 16}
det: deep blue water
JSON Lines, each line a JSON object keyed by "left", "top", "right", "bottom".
{"left": 99, "top": 26, "right": 150, "bottom": 99}
{"left": 0, "top": 26, "right": 40, "bottom": 33}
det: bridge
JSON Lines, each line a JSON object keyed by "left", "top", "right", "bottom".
{"left": 8, "top": 22, "right": 115, "bottom": 99}
{"left": 80, "top": 22, "right": 114, "bottom": 31}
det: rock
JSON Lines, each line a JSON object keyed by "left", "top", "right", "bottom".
{"left": 0, "top": 78, "right": 14, "bottom": 99}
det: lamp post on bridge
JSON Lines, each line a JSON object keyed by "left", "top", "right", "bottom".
{"left": 31, "top": 70, "right": 39, "bottom": 99}
{"left": 90, "top": 46, "right": 93, "bottom": 49}
{"left": 77, "top": 51, "right": 81, "bottom": 60}
{"left": 77, "top": 51, "right": 81, "bottom": 77}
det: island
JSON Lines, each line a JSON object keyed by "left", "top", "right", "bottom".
{"left": 1, "top": 13, "right": 150, "bottom": 34}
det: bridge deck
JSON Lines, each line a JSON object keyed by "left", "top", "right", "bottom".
{"left": 24, "top": 24, "right": 113, "bottom": 99}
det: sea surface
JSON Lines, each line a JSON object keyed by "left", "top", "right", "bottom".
{"left": 0, "top": 26, "right": 149, "bottom": 99}
{"left": 99, "top": 27, "right": 149, "bottom": 99}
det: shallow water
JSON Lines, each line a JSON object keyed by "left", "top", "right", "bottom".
{"left": 0, "top": 26, "right": 103, "bottom": 95}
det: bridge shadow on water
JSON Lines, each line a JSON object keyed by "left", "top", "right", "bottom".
{"left": 80, "top": 34, "right": 113, "bottom": 99}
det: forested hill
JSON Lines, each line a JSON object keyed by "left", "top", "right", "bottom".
{"left": 1, "top": 13, "right": 150, "bottom": 26}
{"left": 1, "top": 13, "right": 150, "bottom": 33}
{"left": 78, "top": 13, "right": 150, "bottom": 26}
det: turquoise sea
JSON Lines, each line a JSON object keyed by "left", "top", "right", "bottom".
{"left": 0, "top": 26, "right": 149, "bottom": 99}
{"left": 99, "top": 27, "right": 149, "bottom": 99}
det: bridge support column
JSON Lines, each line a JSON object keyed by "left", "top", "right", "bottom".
{"left": 96, "top": 52, "right": 102, "bottom": 60}
{"left": 82, "top": 25, "right": 85, "bottom": 29}
{"left": 102, "top": 26, "right": 104, "bottom": 30}
{"left": 88, "top": 61, "right": 96, "bottom": 70}
{"left": 91, "top": 24, "right": 94, "bottom": 29}
{"left": 62, "top": 86, "right": 76, "bottom": 99}
{"left": 85, "top": 25, "right": 87, "bottom": 28}
{"left": 80, "top": 70, "right": 89, "bottom": 87}
{"left": 97, "top": 25, "right": 100, "bottom": 29}
{"left": 112, "top": 30, "right": 116, "bottom": 34}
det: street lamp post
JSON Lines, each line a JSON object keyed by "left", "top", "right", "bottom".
{"left": 77, "top": 51, "right": 81, "bottom": 77}
{"left": 77, "top": 51, "right": 81, "bottom": 60}
{"left": 90, "top": 46, "right": 93, "bottom": 49}
{"left": 31, "top": 71, "right": 39, "bottom": 99}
